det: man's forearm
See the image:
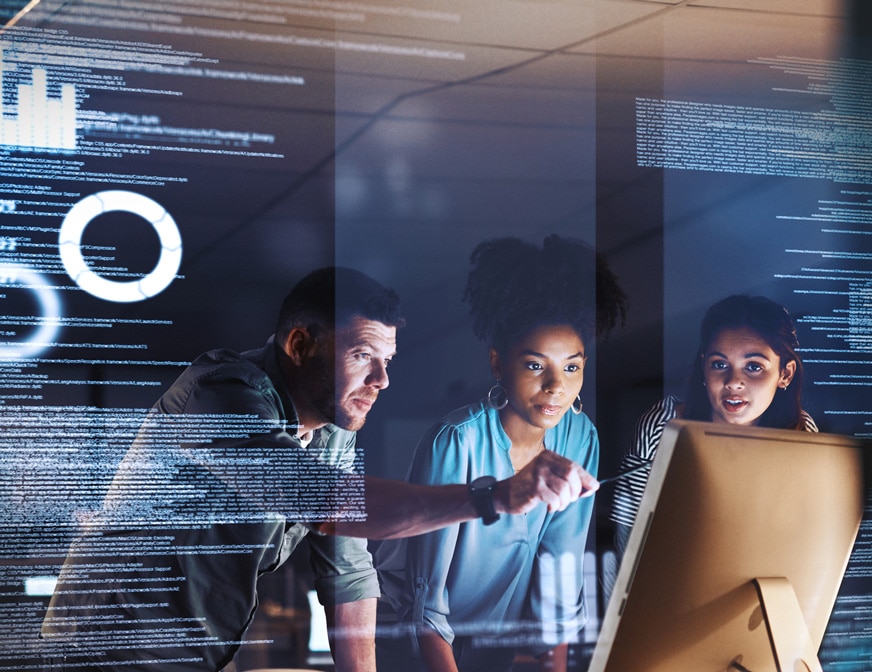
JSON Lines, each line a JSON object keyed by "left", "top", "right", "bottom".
{"left": 326, "top": 598, "right": 377, "bottom": 672}
{"left": 320, "top": 450, "right": 598, "bottom": 540}
{"left": 326, "top": 477, "right": 476, "bottom": 539}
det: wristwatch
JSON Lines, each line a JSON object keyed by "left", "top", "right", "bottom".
{"left": 469, "top": 475, "right": 499, "bottom": 525}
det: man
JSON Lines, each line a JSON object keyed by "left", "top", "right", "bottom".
{"left": 42, "top": 267, "right": 597, "bottom": 671}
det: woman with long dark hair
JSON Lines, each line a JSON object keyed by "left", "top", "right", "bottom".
{"left": 610, "top": 294, "right": 817, "bottom": 560}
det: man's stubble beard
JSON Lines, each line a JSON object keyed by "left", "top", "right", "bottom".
{"left": 304, "top": 353, "right": 368, "bottom": 432}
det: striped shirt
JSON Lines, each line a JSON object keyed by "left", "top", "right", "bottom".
{"left": 609, "top": 395, "right": 818, "bottom": 529}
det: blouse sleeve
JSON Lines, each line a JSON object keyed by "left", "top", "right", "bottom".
{"left": 402, "top": 422, "right": 470, "bottom": 646}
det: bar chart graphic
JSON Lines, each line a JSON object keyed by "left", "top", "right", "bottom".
{"left": 0, "top": 46, "right": 77, "bottom": 151}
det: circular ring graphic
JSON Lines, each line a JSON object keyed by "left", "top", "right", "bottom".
{"left": 59, "top": 190, "right": 182, "bottom": 303}
{"left": 0, "top": 263, "right": 61, "bottom": 360}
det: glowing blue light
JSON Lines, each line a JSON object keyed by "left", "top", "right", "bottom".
{"left": 0, "top": 263, "right": 61, "bottom": 360}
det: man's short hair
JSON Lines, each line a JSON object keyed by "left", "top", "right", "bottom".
{"left": 275, "top": 266, "right": 405, "bottom": 342}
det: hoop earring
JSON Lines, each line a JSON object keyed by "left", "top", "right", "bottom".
{"left": 487, "top": 382, "right": 508, "bottom": 410}
{"left": 571, "top": 395, "right": 583, "bottom": 415}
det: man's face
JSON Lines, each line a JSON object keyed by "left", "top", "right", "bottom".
{"left": 303, "top": 316, "right": 397, "bottom": 431}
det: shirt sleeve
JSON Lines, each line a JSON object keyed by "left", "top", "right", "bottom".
{"left": 610, "top": 396, "right": 677, "bottom": 530}
{"left": 310, "top": 534, "right": 380, "bottom": 605}
{"left": 526, "top": 424, "right": 598, "bottom": 657}
{"left": 401, "top": 422, "right": 469, "bottom": 646}
{"left": 308, "top": 428, "right": 378, "bottom": 605}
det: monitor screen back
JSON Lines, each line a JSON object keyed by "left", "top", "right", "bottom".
{"left": 591, "top": 420, "right": 866, "bottom": 672}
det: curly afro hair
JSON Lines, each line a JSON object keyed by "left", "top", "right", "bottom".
{"left": 463, "top": 234, "right": 626, "bottom": 353}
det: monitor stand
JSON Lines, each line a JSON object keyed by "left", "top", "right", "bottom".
{"left": 745, "top": 577, "right": 822, "bottom": 672}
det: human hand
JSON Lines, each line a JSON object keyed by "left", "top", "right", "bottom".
{"left": 495, "top": 450, "right": 599, "bottom": 514}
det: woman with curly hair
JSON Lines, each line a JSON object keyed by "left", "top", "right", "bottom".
{"left": 376, "top": 235, "right": 626, "bottom": 672}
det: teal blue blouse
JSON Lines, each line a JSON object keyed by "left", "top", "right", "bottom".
{"left": 376, "top": 400, "right": 599, "bottom": 657}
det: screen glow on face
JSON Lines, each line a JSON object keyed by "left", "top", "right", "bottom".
{"left": 703, "top": 326, "right": 794, "bottom": 426}
{"left": 496, "top": 324, "right": 586, "bottom": 435}
{"left": 304, "top": 316, "right": 397, "bottom": 432}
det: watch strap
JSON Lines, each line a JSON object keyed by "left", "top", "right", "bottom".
{"left": 469, "top": 475, "right": 499, "bottom": 525}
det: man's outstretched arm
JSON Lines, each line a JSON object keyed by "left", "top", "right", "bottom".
{"left": 319, "top": 449, "right": 599, "bottom": 540}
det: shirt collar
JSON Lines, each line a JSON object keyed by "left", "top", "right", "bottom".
{"left": 263, "top": 335, "right": 301, "bottom": 429}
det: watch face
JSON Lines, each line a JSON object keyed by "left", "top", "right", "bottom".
{"left": 469, "top": 475, "right": 499, "bottom": 525}
{"left": 471, "top": 475, "right": 497, "bottom": 490}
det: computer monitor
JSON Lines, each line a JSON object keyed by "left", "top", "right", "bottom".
{"left": 591, "top": 419, "right": 868, "bottom": 672}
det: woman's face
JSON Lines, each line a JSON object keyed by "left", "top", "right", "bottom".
{"left": 491, "top": 324, "right": 586, "bottom": 433}
{"left": 702, "top": 326, "right": 796, "bottom": 426}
